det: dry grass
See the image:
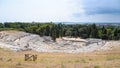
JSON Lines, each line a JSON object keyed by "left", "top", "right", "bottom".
{"left": 0, "top": 46, "right": 120, "bottom": 68}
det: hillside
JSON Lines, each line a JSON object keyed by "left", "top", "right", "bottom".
{"left": 0, "top": 43, "right": 120, "bottom": 68}
{"left": 0, "top": 30, "right": 119, "bottom": 53}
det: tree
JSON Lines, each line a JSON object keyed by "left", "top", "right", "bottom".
{"left": 44, "top": 25, "right": 50, "bottom": 36}
{"left": 106, "top": 29, "right": 112, "bottom": 40}
{"left": 113, "top": 28, "right": 119, "bottom": 40}
{"left": 100, "top": 26, "right": 108, "bottom": 40}
{"left": 90, "top": 24, "right": 99, "bottom": 38}
{"left": 71, "top": 24, "right": 79, "bottom": 37}
{"left": 78, "top": 27, "right": 89, "bottom": 38}
{"left": 0, "top": 23, "right": 4, "bottom": 28}
{"left": 50, "top": 24, "right": 57, "bottom": 41}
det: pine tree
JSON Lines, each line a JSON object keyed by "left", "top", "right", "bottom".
{"left": 90, "top": 24, "right": 99, "bottom": 38}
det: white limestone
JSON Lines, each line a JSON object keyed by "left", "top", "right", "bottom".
{"left": 0, "top": 31, "right": 119, "bottom": 53}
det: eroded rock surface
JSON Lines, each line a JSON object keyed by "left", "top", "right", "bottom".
{"left": 0, "top": 31, "right": 119, "bottom": 53}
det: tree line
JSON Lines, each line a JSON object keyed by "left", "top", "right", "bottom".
{"left": 0, "top": 22, "right": 120, "bottom": 41}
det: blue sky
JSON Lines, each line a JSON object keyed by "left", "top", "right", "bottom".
{"left": 0, "top": 0, "right": 120, "bottom": 22}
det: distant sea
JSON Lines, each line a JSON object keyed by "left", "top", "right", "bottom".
{"left": 54, "top": 22, "right": 120, "bottom": 24}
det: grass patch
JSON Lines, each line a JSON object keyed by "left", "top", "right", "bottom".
{"left": 61, "top": 63, "right": 65, "bottom": 68}
{"left": 0, "top": 47, "right": 120, "bottom": 68}
{"left": 81, "top": 59, "right": 88, "bottom": 63}
{"left": 94, "top": 65, "right": 100, "bottom": 68}
{"left": 16, "top": 62, "right": 21, "bottom": 66}
{"left": 106, "top": 55, "right": 120, "bottom": 61}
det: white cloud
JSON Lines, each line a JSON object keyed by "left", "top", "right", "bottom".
{"left": 0, "top": 0, "right": 84, "bottom": 22}
{"left": 0, "top": 0, "right": 120, "bottom": 22}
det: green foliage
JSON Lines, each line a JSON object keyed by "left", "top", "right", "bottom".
{"left": 90, "top": 24, "right": 99, "bottom": 38}
{"left": 0, "top": 23, "right": 4, "bottom": 28}
{"left": 0, "top": 22, "right": 120, "bottom": 41}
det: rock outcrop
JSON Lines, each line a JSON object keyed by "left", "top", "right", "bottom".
{"left": 0, "top": 31, "right": 119, "bottom": 53}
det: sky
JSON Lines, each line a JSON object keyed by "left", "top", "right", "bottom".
{"left": 0, "top": 0, "right": 120, "bottom": 23}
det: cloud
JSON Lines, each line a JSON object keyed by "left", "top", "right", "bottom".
{"left": 86, "top": 8, "right": 120, "bottom": 15}
{"left": 0, "top": 0, "right": 79, "bottom": 22}
{"left": 71, "top": 0, "right": 120, "bottom": 22}
{"left": 82, "top": 0, "right": 120, "bottom": 15}
{"left": 0, "top": 0, "right": 120, "bottom": 22}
